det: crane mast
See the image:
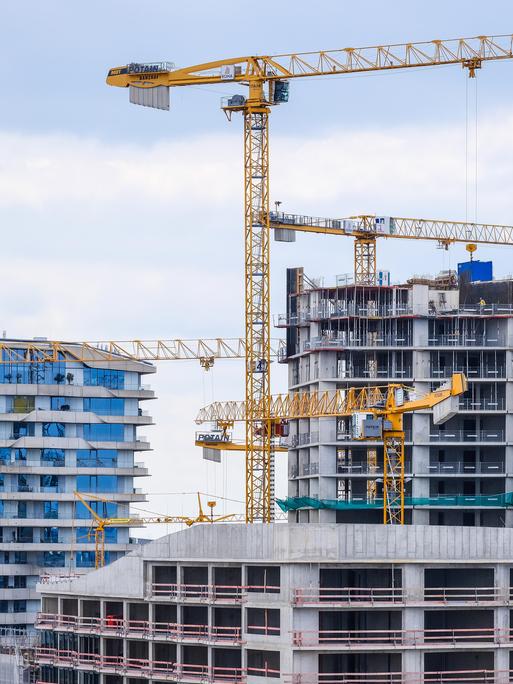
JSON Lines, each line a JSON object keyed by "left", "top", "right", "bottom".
{"left": 106, "top": 34, "right": 513, "bottom": 523}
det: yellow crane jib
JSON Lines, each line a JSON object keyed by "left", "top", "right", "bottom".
{"left": 107, "top": 33, "right": 512, "bottom": 525}
{"left": 269, "top": 211, "right": 513, "bottom": 286}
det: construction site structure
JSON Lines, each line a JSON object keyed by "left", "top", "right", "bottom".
{"left": 35, "top": 522, "right": 513, "bottom": 684}
{"left": 270, "top": 211, "right": 513, "bottom": 286}
{"left": 196, "top": 374, "right": 467, "bottom": 524}
{"left": 107, "top": 33, "right": 513, "bottom": 525}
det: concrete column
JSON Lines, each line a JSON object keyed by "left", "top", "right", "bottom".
{"left": 401, "top": 563, "right": 424, "bottom": 680}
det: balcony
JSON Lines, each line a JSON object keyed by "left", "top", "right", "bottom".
{"left": 285, "top": 670, "right": 512, "bottom": 683}
{"left": 428, "top": 430, "right": 504, "bottom": 442}
{"left": 427, "top": 462, "right": 504, "bottom": 475}
{"left": 292, "top": 586, "right": 506, "bottom": 607}
{"left": 35, "top": 649, "right": 244, "bottom": 682}
{"left": 36, "top": 613, "right": 242, "bottom": 644}
{"left": 458, "top": 397, "right": 505, "bottom": 411}
{"left": 150, "top": 583, "right": 246, "bottom": 603}
{"left": 291, "top": 627, "right": 511, "bottom": 649}
{"left": 430, "top": 365, "right": 505, "bottom": 379}
{"left": 428, "top": 334, "right": 506, "bottom": 347}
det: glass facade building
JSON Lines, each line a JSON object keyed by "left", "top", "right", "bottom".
{"left": 0, "top": 340, "right": 154, "bottom": 633}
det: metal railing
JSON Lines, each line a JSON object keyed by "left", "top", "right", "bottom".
{"left": 36, "top": 613, "right": 242, "bottom": 643}
{"left": 35, "top": 648, "right": 245, "bottom": 681}
{"left": 151, "top": 583, "right": 245, "bottom": 601}
{"left": 428, "top": 430, "right": 504, "bottom": 442}
{"left": 458, "top": 397, "right": 505, "bottom": 410}
{"left": 292, "top": 586, "right": 507, "bottom": 606}
{"left": 427, "top": 461, "right": 504, "bottom": 474}
{"left": 430, "top": 365, "right": 505, "bottom": 378}
{"left": 428, "top": 334, "right": 506, "bottom": 347}
{"left": 292, "top": 626, "right": 511, "bottom": 647}
{"left": 285, "top": 670, "right": 513, "bottom": 683}
{"left": 304, "top": 336, "right": 412, "bottom": 350}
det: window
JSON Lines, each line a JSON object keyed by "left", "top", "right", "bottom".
{"left": 40, "top": 475, "right": 58, "bottom": 491}
{"left": 43, "top": 552, "right": 65, "bottom": 567}
{"left": 42, "top": 423, "right": 65, "bottom": 437}
{"left": 0, "top": 602, "right": 8, "bottom": 613}
{"left": 14, "top": 448, "right": 27, "bottom": 462}
{"left": 76, "top": 450, "right": 117, "bottom": 467}
{"left": 247, "top": 650, "right": 280, "bottom": 678}
{"left": 84, "top": 368, "right": 125, "bottom": 389}
{"left": 76, "top": 527, "right": 117, "bottom": 543}
{"left": 76, "top": 475, "right": 118, "bottom": 493}
{"left": 247, "top": 608, "right": 280, "bottom": 636}
{"left": 14, "top": 552, "right": 27, "bottom": 564}
{"left": 10, "top": 396, "right": 34, "bottom": 413}
{"left": 17, "top": 475, "right": 30, "bottom": 492}
{"left": 43, "top": 502, "right": 59, "bottom": 519}
{"left": 76, "top": 501, "right": 117, "bottom": 519}
{"left": 247, "top": 566, "right": 280, "bottom": 593}
{"left": 0, "top": 358, "right": 66, "bottom": 385}
{"left": 0, "top": 502, "right": 3, "bottom": 516}
{"left": 84, "top": 398, "right": 125, "bottom": 416}
{"left": 50, "top": 397, "right": 71, "bottom": 411}
{"left": 13, "top": 576, "right": 26, "bottom": 589}
{"left": 76, "top": 551, "right": 112, "bottom": 568}
{"left": 83, "top": 424, "right": 124, "bottom": 442}
{"left": 0, "top": 448, "right": 9, "bottom": 463}
{"left": 12, "top": 422, "right": 34, "bottom": 438}
{"left": 41, "top": 449, "right": 65, "bottom": 466}
{"left": 16, "top": 528, "right": 33, "bottom": 543}
{"left": 13, "top": 600, "right": 26, "bottom": 613}
{"left": 41, "top": 527, "right": 59, "bottom": 543}
{"left": 17, "top": 502, "right": 26, "bottom": 519}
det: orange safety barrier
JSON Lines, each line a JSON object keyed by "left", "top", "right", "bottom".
{"left": 292, "top": 586, "right": 507, "bottom": 606}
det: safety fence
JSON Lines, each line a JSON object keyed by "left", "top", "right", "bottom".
{"left": 36, "top": 613, "right": 242, "bottom": 643}
{"left": 292, "top": 586, "right": 508, "bottom": 606}
{"left": 150, "top": 583, "right": 279, "bottom": 600}
{"left": 292, "top": 626, "right": 512, "bottom": 648}
{"left": 284, "top": 670, "right": 511, "bottom": 683}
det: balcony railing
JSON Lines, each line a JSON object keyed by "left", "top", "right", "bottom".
{"left": 304, "top": 336, "right": 412, "bottom": 351}
{"left": 336, "top": 463, "right": 412, "bottom": 475}
{"left": 276, "top": 304, "right": 414, "bottom": 326}
{"left": 428, "top": 334, "right": 505, "bottom": 347}
{"left": 292, "top": 586, "right": 506, "bottom": 606}
{"left": 428, "top": 430, "right": 504, "bottom": 442}
{"left": 430, "top": 365, "right": 505, "bottom": 378}
{"left": 151, "top": 583, "right": 246, "bottom": 602}
{"left": 292, "top": 626, "right": 511, "bottom": 648}
{"left": 36, "top": 614, "right": 242, "bottom": 643}
{"left": 285, "top": 669, "right": 513, "bottom": 683}
{"left": 427, "top": 461, "right": 504, "bottom": 474}
{"left": 458, "top": 397, "right": 505, "bottom": 411}
{"left": 35, "top": 649, "right": 244, "bottom": 682}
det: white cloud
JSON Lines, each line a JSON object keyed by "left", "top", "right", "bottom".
{"left": 1, "top": 111, "right": 512, "bottom": 523}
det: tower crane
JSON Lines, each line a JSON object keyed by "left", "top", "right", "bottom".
{"left": 195, "top": 373, "right": 468, "bottom": 525}
{"left": 269, "top": 211, "right": 513, "bottom": 285}
{"left": 107, "top": 34, "right": 513, "bottom": 523}
{"left": 74, "top": 492, "right": 236, "bottom": 569}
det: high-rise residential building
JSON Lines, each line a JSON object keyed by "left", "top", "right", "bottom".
{"left": 0, "top": 340, "right": 154, "bottom": 633}
{"left": 34, "top": 265, "right": 513, "bottom": 683}
{"left": 279, "top": 265, "right": 512, "bottom": 526}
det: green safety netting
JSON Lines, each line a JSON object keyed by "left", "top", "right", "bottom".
{"left": 277, "top": 492, "right": 513, "bottom": 512}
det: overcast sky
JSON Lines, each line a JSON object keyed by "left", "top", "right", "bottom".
{"left": 2, "top": 1, "right": 513, "bottom": 529}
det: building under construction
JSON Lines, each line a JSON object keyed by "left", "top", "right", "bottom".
{"left": 33, "top": 262, "right": 513, "bottom": 683}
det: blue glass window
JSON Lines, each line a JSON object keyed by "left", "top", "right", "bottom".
{"left": 41, "top": 527, "right": 58, "bottom": 543}
{"left": 0, "top": 356, "right": 66, "bottom": 385}
{"left": 17, "top": 475, "right": 30, "bottom": 492}
{"left": 75, "top": 501, "right": 117, "bottom": 519}
{"left": 0, "top": 602, "right": 8, "bottom": 613}
{"left": 83, "top": 424, "right": 124, "bottom": 441}
{"left": 43, "top": 502, "right": 59, "bottom": 519}
{"left": 76, "top": 527, "right": 117, "bottom": 544}
{"left": 41, "top": 449, "right": 65, "bottom": 466}
{"left": 40, "top": 475, "right": 58, "bottom": 491}
{"left": 14, "top": 552, "right": 27, "bottom": 564}
{"left": 84, "top": 398, "right": 125, "bottom": 415}
{"left": 14, "top": 449, "right": 27, "bottom": 462}
{"left": 76, "top": 551, "right": 112, "bottom": 568}
{"left": 17, "top": 502, "right": 26, "bottom": 518}
{"left": 0, "top": 475, "right": 4, "bottom": 489}
{"left": 0, "top": 449, "right": 9, "bottom": 463}
{"left": 76, "top": 475, "right": 118, "bottom": 493}
{"left": 0, "top": 502, "right": 3, "bottom": 515}
{"left": 13, "top": 600, "right": 26, "bottom": 613}
{"left": 42, "top": 423, "right": 65, "bottom": 437}
{"left": 76, "top": 450, "right": 117, "bottom": 467}
{"left": 12, "top": 423, "right": 34, "bottom": 439}
{"left": 43, "top": 552, "right": 65, "bottom": 567}
{"left": 50, "top": 397, "right": 71, "bottom": 411}
{"left": 83, "top": 368, "right": 125, "bottom": 389}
